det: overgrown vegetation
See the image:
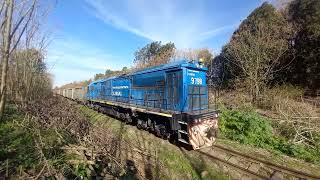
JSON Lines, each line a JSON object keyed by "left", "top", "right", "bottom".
{"left": 0, "top": 104, "right": 70, "bottom": 178}
{"left": 218, "top": 106, "right": 320, "bottom": 164}
{"left": 0, "top": 98, "right": 141, "bottom": 179}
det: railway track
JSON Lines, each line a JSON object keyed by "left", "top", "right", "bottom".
{"left": 198, "top": 144, "right": 320, "bottom": 180}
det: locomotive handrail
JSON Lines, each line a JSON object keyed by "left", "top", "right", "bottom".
{"left": 94, "top": 94, "right": 173, "bottom": 113}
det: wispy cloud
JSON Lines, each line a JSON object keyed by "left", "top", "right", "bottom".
{"left": 85, "top": 0, "right": 236, "bottom": 48}
{"left": 47, "top": 37, "right": 129, "bottom": 86}
{"left": 199, "top": 24, "right": 239, "bottom": 41}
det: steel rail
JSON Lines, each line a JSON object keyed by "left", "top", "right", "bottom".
{"left": 198, "top": 144, "right": 320, "bottom": 180}
{"left": 197, "top": 150, "right": 269, "bottom": 179}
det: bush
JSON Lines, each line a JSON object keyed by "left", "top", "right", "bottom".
{"left": 261, "top": 85, "right": 319, "bottom": 145}
{"left": 219, "top": 107, "right": 320, "bottom": 164}
{"left": 219, "top": 108, "right": 275, "bottom": 148}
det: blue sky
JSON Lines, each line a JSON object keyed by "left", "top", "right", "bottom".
{"left": 47, "top": 0, "right": 267, "bottom": 87}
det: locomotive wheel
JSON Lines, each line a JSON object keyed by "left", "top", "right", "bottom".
{"left": 168, "top": 132, "right": 178, "bottom": 145}
{"left": 159, "top": 125, "right": 167, "bottom": 139}
{"left": 137, "top": 119, "right": 147, "bottom": 129}
{"left": 137, "top": 119, "right": 143, "bottom": 129}
{"left": 119, "top": 113, "right": 126, "bottom": 121}
{"left": 154, "top": 125, "right": 161, "bottom": 137}
{"left": 125, "top": 113, "right": 132, "bottom": 124}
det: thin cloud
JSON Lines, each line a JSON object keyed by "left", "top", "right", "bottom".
{"left": 85, "top": 0, "right": 236, "bottom": 48}
{"left": 199, "top": 23, "right": 239, "bottom": 40}
{"left": 47, "top": 37, "right": 129, "bottom": 86}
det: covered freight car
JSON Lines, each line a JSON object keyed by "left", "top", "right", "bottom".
{"left": 57, "top": 86, "right": 86, "bottom": 102}
{"left": 72, "top": 86, "right": 87, "bottom": 101}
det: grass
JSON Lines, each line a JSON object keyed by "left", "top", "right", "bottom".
{"left": 0, "top": 104, "right": 39, "bottom": 176}
{"left": 78, "top": 105, "right": 228, "bottom": 180}
{"left": 0, "top": 104, "right": 75, "bottom": 178}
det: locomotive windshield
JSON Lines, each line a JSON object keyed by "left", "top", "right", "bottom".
{"left": 188, "top": 85, "right": 208, "bottom": 112}
{"left": 186, "top": 68, "right": 209, "bottom": 112}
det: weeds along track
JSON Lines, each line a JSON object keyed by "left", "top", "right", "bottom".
{"left": 198, "top": 144, "right": 320, "bottom": 180}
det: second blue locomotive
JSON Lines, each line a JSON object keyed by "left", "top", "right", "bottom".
{"left": 84, "top": 59, "right": 218, "bottom": 149}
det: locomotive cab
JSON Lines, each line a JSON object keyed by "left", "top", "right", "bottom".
{"left": 172, "top": 61, "right": 219, "bottom": 149}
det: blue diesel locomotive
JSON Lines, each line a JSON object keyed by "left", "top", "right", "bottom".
{"left": 84, "top": 59, "right": 218, "bottom": 149}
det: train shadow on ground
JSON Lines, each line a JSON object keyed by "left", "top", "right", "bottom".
{"left": 103, "top": 119, "right": 160, "bottom": 179}
{"left": 113, "top": 122, "right": 200, "bottom": 179}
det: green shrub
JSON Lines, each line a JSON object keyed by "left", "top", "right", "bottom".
{"left": 219, "top": 108, "right": 274, "bottom": 148}
{"left": 219, "top": 107, "right": 320, "bottom": 164}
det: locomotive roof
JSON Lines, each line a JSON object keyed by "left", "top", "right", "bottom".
{"left": 89, "top": 59, "right": 207, "bottom": 86}
{"left": 88, "top": 75, "right": 127, "bottom": 85}
{"left": 130, "top": 59, "right": 207, "bottom": 75}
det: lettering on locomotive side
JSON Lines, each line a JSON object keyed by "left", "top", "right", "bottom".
{"left": 112, "top": 91, "right": 122, "bottom": 96}
{"left": 112, "top": 86, "right": 129, "bottom": 89}
{"left": 187, "top": 69, "right": 199, "bottom": 76}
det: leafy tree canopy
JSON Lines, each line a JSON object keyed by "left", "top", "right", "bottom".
{"left": 134, "top": 41, "right": 175, "bottom": 69}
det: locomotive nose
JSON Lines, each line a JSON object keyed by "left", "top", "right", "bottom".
{"left": 188, "top": 117, "right": 218, "bottom": 149}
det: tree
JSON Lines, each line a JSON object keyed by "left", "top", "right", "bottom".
{"left": 197, "top": 48, "right": 214, "bottom": 65}
{"left": 222, "top": 2, "right": 293, "bottom": 103}
{"left": 134, "top": 41, "right": 175, "bottom": 69}
{"left": 105, "top": 69, "right": 113, "bottom": 76}
{"left": 7, "top": 49, "right": 52, "bottom": 103}
{"left": 0, "top": 0, "right": 14, "bottom": 119}
{"left": 121, "top": 66, "right": 129, "bottom": 73}
{"left": 94, "top": 73, "right": 105, "bottom": 81}
{"left": 174, "top": 48, "right": 214, "bottom": 65}
{"left": 287, "top": 0, "right": 320, "bottom": 93}
{"left": 0, "top": 0, "right": 51, "bottom": 119}
{"left": 206, "top": 54, "right": 228, "bottom": 88}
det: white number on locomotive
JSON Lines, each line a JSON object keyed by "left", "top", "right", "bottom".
{"left": 191, "top": 77, "right": 202, "bottom": 85}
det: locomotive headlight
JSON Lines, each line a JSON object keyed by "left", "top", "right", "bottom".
{"left": 199, "top": 58, "right": 204, "bottom": 65}
{"left": 194, "top": 118, "right": 201, "bottom": 123}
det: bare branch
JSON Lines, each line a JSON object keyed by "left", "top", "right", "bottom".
{"left": 9, "top": 0, "right": 35, "bottom": 39}
{"left": 10, "top": 0, "right": 36, "bottom": 53}
{"left": 0, "top": 0, "right": 5, "bottom": 17}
